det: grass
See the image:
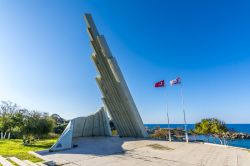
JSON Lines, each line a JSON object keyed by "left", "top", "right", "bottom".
{"left": 112, "top": 130, "right": 118, "bottom": 136}
{"left": 7, "top": 159, "right": 18, "bottom": 166}
{"left": 0, "top": 139, "right": 57, "bottom": 162}
{"left": 147, "top": 144, "right": 174, "bottom": 150}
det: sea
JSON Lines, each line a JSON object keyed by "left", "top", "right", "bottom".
{"left": 145, "top": 124, "right": 250, "bottom": 149}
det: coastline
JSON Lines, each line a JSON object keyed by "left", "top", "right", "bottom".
{"left": 203, "top": 142, "right": 250, "bottom": 151}
{"left": 145, "top": 124, "right": 250, "bottom": 134}
{"left": 145, "top": 123, "right": 250, "bottom": 149}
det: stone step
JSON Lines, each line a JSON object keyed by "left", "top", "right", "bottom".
{"left": 0, "top": 156, "right": 14, "bottom": 166}
{"left": 27, "top": 152, "right": 47, "bottom": 162}
{"left": 36, "top": 162, "right": 47, "bottom": 166}
{"left": 28, "top": 151, "right": 54, "bottom": 166}
{"left": 23, "top": 160, "right": 38, "bottom": 166}
{"left": 8, "top": 157, "right": 29, "bottom": 166}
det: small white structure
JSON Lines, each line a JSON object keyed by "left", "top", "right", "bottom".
{"left": 50, "top": 107, "right": 111, "bottom": 151}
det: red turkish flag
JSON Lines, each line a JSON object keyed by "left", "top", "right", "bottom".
{"left": 154, "top": 80, "right": 165, "bottom": 87}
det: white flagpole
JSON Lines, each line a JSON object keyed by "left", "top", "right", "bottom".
{"left": 167, "top": 103, "right": 171, "bottom": 142}
{"left": 180, "top": 84, "right": 188, "bottom": 143}
{"left": 165, "top": 87, "right": 171, "bottom": 141}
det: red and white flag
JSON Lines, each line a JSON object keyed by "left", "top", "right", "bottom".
{"left": 154, "top": 80, "right": 165, "bottom": 88}
{"left": 170, "top": 77, "right": 181, "bottom": 86}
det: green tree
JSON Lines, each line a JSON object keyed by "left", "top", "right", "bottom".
{"left": 1, "top": 100, "right": 58, "bottom": 142}
{"left": 194, "top": 118, "right": 228, "bottom": 144}
{"left": 51, "top": 114, "right": 68, "bottom": 134}
{"left": 0, "top": 101, "right": 19, "bottom": 137}
{"left": 22, "top": 111, "right": 55, "bottom": 138}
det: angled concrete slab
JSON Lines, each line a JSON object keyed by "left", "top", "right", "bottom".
{"left": 84, "top": 13, "right": 148, "bottom": 138}
{"left": 50, "top": 107, "right": 111, "bottom": 151}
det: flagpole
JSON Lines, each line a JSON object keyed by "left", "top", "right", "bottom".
{"left": 166, "top": 89, "right": 171, "bottom": 142}
{"left": 180, "top": 84, "right": 188, "bottom": 143}
{"left": 167, "top": 104, "right": 171, "bottom": 142}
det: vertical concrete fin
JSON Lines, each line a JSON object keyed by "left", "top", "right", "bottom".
{"left": 102, "top": 107, "right": 112, "bottom": 136}
{"left": 84, "top": 14, "right": 99, "bottom": 38}
{"left": 97, "top": 35, "right": 113, "bottom": 58}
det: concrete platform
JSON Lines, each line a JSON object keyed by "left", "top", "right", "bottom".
{"left": 38, "top": 137, "right": 250, "bottom": 166}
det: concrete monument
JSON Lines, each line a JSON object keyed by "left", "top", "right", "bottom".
{"left": 84, "top": 14, "right": 147, "bottom": 138}
{"left": 50, "top": 14, "right": 147, "bottom": 151}
{"left": 50, "top": 107, "right": 111, "bottom": 151}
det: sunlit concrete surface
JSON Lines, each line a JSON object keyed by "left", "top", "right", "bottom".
{"left": 38, "top": 137, "right": 250, "bottom": 166}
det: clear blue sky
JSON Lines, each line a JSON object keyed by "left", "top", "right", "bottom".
{"left": 0, "top": 0, "right": 250, "bottom": 124}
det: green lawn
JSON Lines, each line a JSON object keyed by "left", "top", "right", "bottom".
{"left": 0, "top": 139, "right": 57, "bottom": 162}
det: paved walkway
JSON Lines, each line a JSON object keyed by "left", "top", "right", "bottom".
{"left": 38, "top": 137, "right": 250, "bottom": 166}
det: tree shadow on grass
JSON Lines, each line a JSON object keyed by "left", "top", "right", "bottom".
{"left": 25, "top": 144, "right": 52, "bottom": 149}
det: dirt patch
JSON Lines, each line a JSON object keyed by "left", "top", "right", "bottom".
{"left": 147, "top": 144, "right": 174, "bottom": 150}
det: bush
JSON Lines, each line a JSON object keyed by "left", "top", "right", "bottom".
{"left": 151, "top": 129, "right": 168, "bottom": 139}
{"left": 40, "top": 132, "right": 60, "bottom": 139}
{"left": 112, "top": 130, "right": 118, "bottom": 136}
{"left": 53, "top": 124, "right": 67, "bottom": 134}
{"left": 22, "top": 111, "right": 55, "bottom": 141}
